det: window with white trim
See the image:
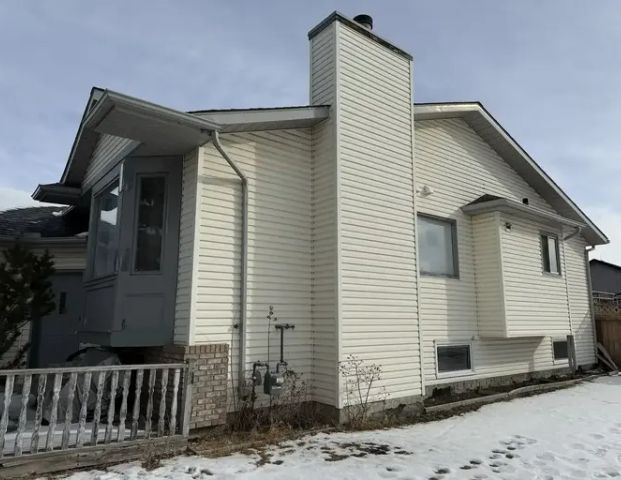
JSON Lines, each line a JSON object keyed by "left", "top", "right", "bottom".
{"left": 437, "top": 344, "right": 471, "bottom": 373}
{"left": 541, "top": 234, "right": 561, "bottom": 275}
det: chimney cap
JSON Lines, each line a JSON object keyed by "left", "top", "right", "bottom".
{"left": 353, "top": 14, "right": 373, "bottom": 30}
{"left": 308, "top": 12, "right": 412, "bottom": 61}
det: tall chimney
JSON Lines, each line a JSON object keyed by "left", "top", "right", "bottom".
{"left": 308, "top": 12, "right": 420, "bottom": 409}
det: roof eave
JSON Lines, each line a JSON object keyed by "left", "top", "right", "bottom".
{"left": 462, "top": 198, "right": 586, "bottom": 229}
{"left": 83, "top": 90, "right": 222, "bottom": 134}
{"left": 192, "top": 105, "right": 330, "bottom": 132}
{"left": 32, "top": 183, "right": 82, "bottom": 205}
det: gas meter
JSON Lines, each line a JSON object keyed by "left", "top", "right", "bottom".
{"left": 263, "top": 369, "right": 286, "bottom": 395}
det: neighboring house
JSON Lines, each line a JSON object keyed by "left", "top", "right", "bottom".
{"left": 590, "top": 259, "right": 621, "bottom": 295}
{"left": 0, "top": 206, "right": 88, "bottom": 367}
{"left": 26, "top": 12, "right": 607, "bottom": 421}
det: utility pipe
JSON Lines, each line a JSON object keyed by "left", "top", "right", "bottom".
{"left": 210, "top": 130, "right": 248, "bottom": 396}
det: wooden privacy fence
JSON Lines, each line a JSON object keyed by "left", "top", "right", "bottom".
{"left": 593, "top": 292, "right": 621, "bottom": 368}
{"left": 0, "top": 363, "right": 192, "bottom": 459}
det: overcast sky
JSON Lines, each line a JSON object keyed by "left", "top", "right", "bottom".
{"left": 1, "top": 1, "right": 620, "bottom": 262}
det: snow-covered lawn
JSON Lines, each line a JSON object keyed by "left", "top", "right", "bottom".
{"left": 60, "top": 376, "right": 621, "bottom": 480}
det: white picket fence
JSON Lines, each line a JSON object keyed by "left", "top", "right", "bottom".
{"left": 0, "top": 363, "right": 192, "bottom": 459}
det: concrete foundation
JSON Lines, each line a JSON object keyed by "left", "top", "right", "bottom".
{"left": 424, "top": 367, "right": 578, "bottom": 399}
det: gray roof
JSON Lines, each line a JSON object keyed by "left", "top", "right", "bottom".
{"left": 465, "top": 194, "right": 504, "bottom": 206}
{"left": 0, "top": 207, "right": 88, "bottom": 240}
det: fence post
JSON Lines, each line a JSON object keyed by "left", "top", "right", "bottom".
{"left": 180, "top": 361, "right": 194, "bottom": 437}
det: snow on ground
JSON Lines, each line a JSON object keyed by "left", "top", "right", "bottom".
{"left": 59, "top": 376, "right": 621, "bottom": 480}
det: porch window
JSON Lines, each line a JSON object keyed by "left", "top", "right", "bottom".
{"left": 437, "top": 344, "right": 471, "bottom": 373}
{"left": 92, "top": 181, "right": 120, "bottom": 277}
{"left": 418, "top": 214, "right": 459, "bottom": 277}
{"left": 541, "top": 234, "right": 561, "bottom": 275}
{"left": 134, "top": 175, "right": 167, "bottom": 272}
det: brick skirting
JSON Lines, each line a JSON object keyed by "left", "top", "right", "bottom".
{"left": 145, "top": 344, "right": 229, "bottom": 430}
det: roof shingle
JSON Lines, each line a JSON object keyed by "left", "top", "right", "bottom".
{"left": 0, "top": 206, "right": 88, "bottom": 239}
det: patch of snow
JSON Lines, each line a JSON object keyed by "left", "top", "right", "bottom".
{"left": 56, "top": 377, "right": 621, "bottom": 479}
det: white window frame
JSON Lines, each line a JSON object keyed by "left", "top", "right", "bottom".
{"left": 417, "top": 213, "right": 460, "bottom": 279}
{"left": 434, "top": 341, "right": 475, "bottom": 379}
{"left": 541, "top": 232, "right": 561, "bottom": 276}
{"left": 551, "top": 337, "right": 569, "bottom": 364}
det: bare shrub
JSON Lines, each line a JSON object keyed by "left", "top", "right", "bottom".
{"left": 339, "top": 354, "right": 386, "bottom": 427}
{"left": 269, "top": 369, "right": 319, "bottom": 429}
{"left": 225, "top": 306, "right": 321, "bottom": 432}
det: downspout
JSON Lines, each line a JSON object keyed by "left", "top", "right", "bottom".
{"left": 585, "top": 245, "right": 598, "bottom": 364}
{"left": 210, "top": 130, "right": 248, "bottom": 396}
{"left": 561, "top": 226, "right": 581, "bottom": 366}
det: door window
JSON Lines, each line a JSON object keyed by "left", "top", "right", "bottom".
{"left": 92, "top": 181, "right": 120, "bottom": 277}
{"left": 134, "top": 175, "right": 167, "bottom": 272}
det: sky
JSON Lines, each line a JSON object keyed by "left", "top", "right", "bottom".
{"left": 0, "top": 1, "right": 620, "bottom": 262}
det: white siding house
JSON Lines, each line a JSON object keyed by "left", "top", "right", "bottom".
{"left": 29, "top": 11, "right": 607, "bottom": 417}
{"left": 184, "top": 130, "right": 314, "bottom": 405}
{"left": 415, "top": 116, "right": 599, "bottom": 387}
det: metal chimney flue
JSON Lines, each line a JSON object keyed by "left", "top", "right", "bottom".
{"left": 353, "top": 14, "right": 373, "bottom": 30}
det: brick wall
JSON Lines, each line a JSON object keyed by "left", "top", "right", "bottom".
{"left": 145, "top": 344, "right": 228, "bottom": 430}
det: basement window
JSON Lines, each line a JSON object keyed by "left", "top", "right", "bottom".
{"left": 437, "top": 344, "right": 471, "bottom": 373}
{"left": 541, "top": 234, "right": 561, "bottom": 275}
{"left": 553, "top": 340, "right": 568, "bottom": 360}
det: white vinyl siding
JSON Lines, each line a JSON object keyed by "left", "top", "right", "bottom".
{"left": 83, "top": 134, "right": 137, "bottom": 193}
{"left": 174, "top": 149, "right": 200, "bottom": 344}
{"left": 335, "top": 21, "right": 421, "bottom": 404}
{"left": 500, "top": 214, "right": 570, "bottom": 337}
{"left": 415, "top": 117, "right": 593, "bottom": 384}
{"left": 188, "top": 129, "right": 313, "bottom": 404}
{"left": 310, "top": 23, "right": 339, "bottom": 406}
{"left": 471, "top": 212, "right": 506, "bottom": 337}
{"left": 565, "top": 235, "right": 596, "bottom": 365}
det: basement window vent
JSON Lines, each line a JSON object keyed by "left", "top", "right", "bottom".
{"left": 437, "top": 344, "right": 471, "bottom": 373}
{"left": 553, "top": 340, "right": 569, "bottom": 360}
